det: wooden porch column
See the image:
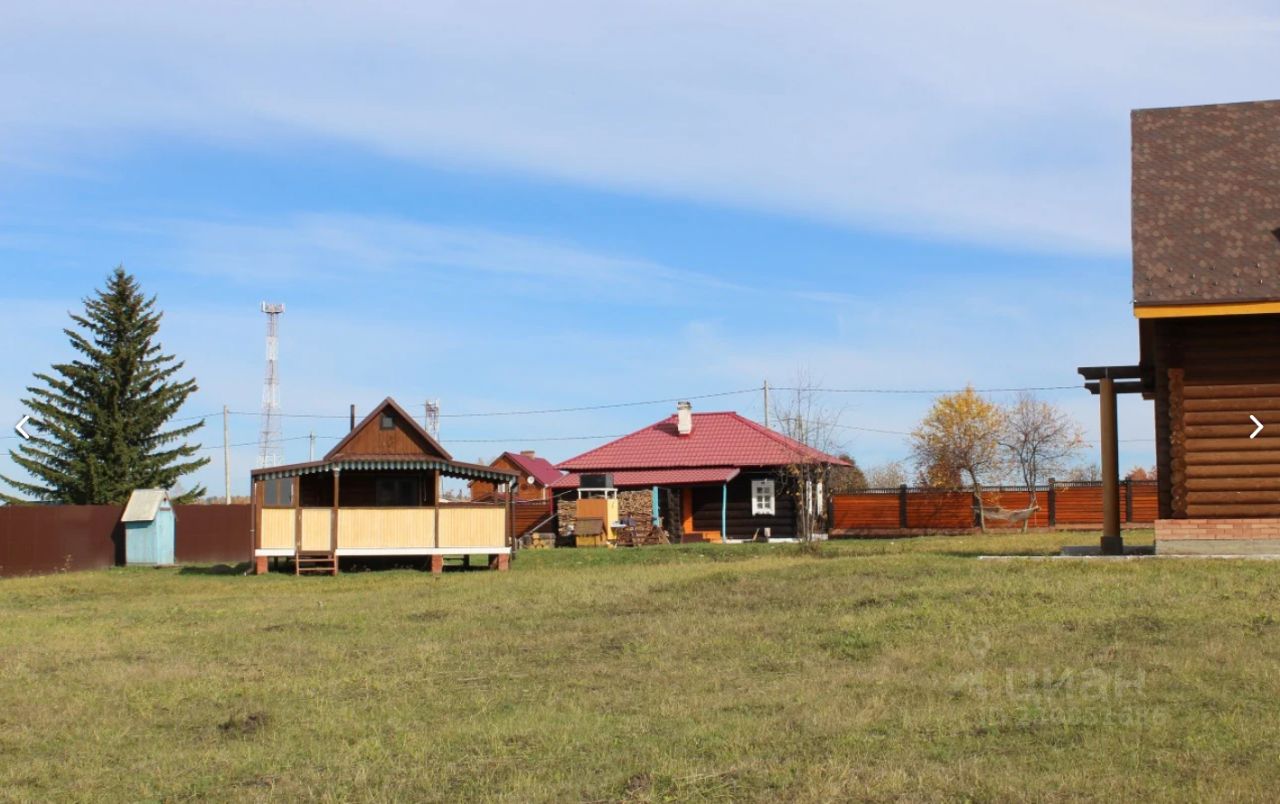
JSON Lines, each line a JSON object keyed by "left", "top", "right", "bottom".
{"left": 292, "top": 476, "right": 302, "bottom": 554}
{"left": 433, "top": 470, "right": 441, "bottom": 549}
{"left": 507, "top": 480, "right": 515, "bottom": 549}
{"left": 1100, "top": 376, "right": 1123, "bottom": 555}
{"left": 331, "top": 468, "right": 341, "bottom": 570}
{"left": 721, "top": 484, "right": 728, "bottom": 542}
{"left": 252, "top": 478, "right": 267, "bottom": 574}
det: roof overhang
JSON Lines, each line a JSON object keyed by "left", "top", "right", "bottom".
{"left": 252, "top": 458, "right": 518, "bottom": 484}
{"left": 549, "top": 467, "right": 743, "bottom": 490}
{"left": 1134, "top": 300, "right": 1280, "bottom": 319}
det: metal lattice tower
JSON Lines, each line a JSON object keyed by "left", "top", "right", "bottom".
{"left": 425, "top": 399, "right": 440, "bottom": 441}
{"left": 258, "top": 302, "right": 285, "bottom": 468}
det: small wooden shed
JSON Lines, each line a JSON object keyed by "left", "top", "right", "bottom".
{"left": 121, "top": 489, "right": 176, "bottom": 565}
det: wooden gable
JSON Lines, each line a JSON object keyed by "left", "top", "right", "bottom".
{"left": 325, "top": 398, "right": 452, "bottom": 462}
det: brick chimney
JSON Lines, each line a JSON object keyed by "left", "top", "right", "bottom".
{"left": 676, "top": 401, "right": 693, "bottom": 436}
{"left": 520, "top": 450, "right": 536, "bottom": 457}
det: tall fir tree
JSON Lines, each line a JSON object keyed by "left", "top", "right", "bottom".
{"left": 2, "top": 267, "right": 209, "bottom": 504}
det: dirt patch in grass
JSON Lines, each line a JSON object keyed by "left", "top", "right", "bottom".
{"left": 219, "top": 711, "right": 269, "bottom": 738}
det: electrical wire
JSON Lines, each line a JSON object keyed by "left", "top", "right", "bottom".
{"left": 211, "top": 383, "right": 1089, "bottom": 421}
{"left": 773, "top": 385, "right": 1080, "bottom": 395}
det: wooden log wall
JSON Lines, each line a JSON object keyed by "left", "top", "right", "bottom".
{"left": 1154, "top": 315, "right": 1280, "bottom": 519}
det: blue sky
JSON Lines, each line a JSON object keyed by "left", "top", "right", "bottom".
{"left": 2, "top": 1, "right": 1278, "bottom": 496}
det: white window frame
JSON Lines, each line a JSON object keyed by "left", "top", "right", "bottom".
{"left": 751, "top": 479, "right": 776, "bottom": 516}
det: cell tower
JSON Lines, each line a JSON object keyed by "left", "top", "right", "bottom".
{"left": 425, "top": 399, "right": 440, "bottom": 440}
{"left": 258, "top": 302, "right": 285, "bottom": 468}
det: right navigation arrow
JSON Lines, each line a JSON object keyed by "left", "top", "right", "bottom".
{"left": 1250, "top": 415, "right": 1265, "bottom": 440}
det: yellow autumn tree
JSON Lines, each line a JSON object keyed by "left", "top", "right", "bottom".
{"left": 910, "top": 386, "right": 1006, "bottom": 527}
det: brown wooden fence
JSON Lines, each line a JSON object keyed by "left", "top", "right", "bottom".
{"left": 512, "top": 500, "right": 556, "bottom": 537}
{"left": 173, "top": 505, "right": 253, "bottom": 564}
{"left": 0, "top": 505, "right": 123, "bottom": 577}
{"left": 829, "top": 480, "right": 1158, "bottom": 535}
{"left": 1, "top": 503, "right": 254, "bottom": 578}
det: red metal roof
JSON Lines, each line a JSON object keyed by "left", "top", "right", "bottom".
{"left": 548, "top": 467, "right": 741, "bottom": 490}
{"left": 557, "top": 412, "right": 849, "bottom": 471}
{"left": 502, "top": 451, "right": 563, "bottom": 486}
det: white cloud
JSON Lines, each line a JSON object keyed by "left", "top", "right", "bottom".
{"left": 2, "top": 1, "right": 1277, "bottom": 254}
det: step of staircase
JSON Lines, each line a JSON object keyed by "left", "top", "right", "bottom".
{"left": 294, "top": 551, "right": 338, "bottom": 576}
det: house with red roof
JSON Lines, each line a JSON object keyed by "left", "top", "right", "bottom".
{"left": 470, "top": 450, "right": 563, "bottom": 539}
{"left": 550, "top": 402, "right": 849, "bottom": 542}
{"left": 469, "top": 450, "right": 562, "bottom": 503}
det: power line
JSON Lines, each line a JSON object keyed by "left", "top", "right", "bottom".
{"left": 203, "top": 432, "right": 631, "bottom": 451}
{"left": 210, "top": 383, "right": 1089, "bottom": 422}
{"left": 773, "top": 385, "right": 1081, "bottom": 395}
{"left": 222, "top": 387, "right": 761, "bottom": 421}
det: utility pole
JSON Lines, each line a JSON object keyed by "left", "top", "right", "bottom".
{"left": 223, "top": 405, "right": 231, "bottom": 504}
{"left": 763, "top": 380, "right": 770, "bottom": 429}
{"left": 309, "top": 431, "right": 316, "bottom": 461}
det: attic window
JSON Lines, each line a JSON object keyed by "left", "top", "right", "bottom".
{"left": 380, "top": 412, "right": 394, "bottom": 430}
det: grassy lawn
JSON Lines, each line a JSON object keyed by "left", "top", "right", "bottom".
{"left": 3, "top": 530, "right": 1279, "bottom": 802}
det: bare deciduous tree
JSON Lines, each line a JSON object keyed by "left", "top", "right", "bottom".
{"left": 865, "top": 460, "right": 909, "bottom": 489}
{"left": 1065, "top": 463, "right": 1102, "bottom": 482}
{"left": 772, "top": 373, "right": 846, "bottom": 542}
{"left": 999, "top": 392, "right": 1085, "bottom": 506}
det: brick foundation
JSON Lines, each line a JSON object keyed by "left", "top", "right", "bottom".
{"left": 1155, "top": 518, "right": 1280, "bottom": 540}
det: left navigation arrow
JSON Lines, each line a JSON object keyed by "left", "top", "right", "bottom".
{"left": 14, "top": 415, "right": 31, "bottom": 439}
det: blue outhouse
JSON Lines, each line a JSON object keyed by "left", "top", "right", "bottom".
{"left": 122, "top": 489, "right": 176, "bottom": 566}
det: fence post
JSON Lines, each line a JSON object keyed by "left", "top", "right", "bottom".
{"left": 898, "top": 484, "right": 909, "bottom": 530}
{"left": 1047, "top": 478, "right": 1056, "bottom": 527}
{"left": 1125, "top": 477, "right": 1134, "bottom": 523}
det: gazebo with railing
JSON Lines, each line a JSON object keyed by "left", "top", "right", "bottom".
{"left": 250, "top": 397, "right": 518, "bottom": 575}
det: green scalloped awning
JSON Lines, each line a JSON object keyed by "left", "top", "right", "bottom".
{"left": 254, "top": 459, "right": 515, "bottom": 484}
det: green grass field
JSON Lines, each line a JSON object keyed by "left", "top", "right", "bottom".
{"left": 3, "top": 531, "right": 1279, "bottom": 802}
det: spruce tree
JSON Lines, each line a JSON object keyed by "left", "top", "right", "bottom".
{"left": 2, "top": 267, "right": 209, "bottom": 504}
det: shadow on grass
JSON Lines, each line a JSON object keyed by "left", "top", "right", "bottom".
{"left": 179, "top": 562, "right": 253, "bottom": 575}
{"left": 340, "top": 556, "right": 494, "bottom": 574}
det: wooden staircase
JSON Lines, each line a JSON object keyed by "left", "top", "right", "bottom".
{"left": 294, "top": 551, "right": 338, "bottom": 576}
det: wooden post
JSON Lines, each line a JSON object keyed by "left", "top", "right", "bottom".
{"left": 331, "top": 467, "right": 340, "bottom": 564}
{"left": 293, "top": 477, "right": 302, "bottom": 555}
{"left": 252, "top": 477, "right": 266, "bottom": 574}
{"left": 898, "top": 484, "right": 909, "bottom": 530}
{"left": 1047, "top": 478, "right": 1057, "bottom": 527}
{"left": 1100, "top": 376, "right": 1123, "bottom": 554}
{"left": 1169, "top": 368, "right": 1187, "bottom": 518}
{"left": 507, "top": 480, "right": 514, "bottom": 549}
{"left": 223, "top": 405, "right": 231, "bottom": 505}
{"left": 721, "top": 483, "right": 728, "bottom": 542}
{"left": 1124, "top": 477, "right": 1134, "bottom": 523}
{"left": 433, "top": 470, "right": 441, "bottom": 549}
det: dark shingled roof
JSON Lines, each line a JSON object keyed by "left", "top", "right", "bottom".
{"left": 1132, "top": 99, "right": 1280, "bottom": 306}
